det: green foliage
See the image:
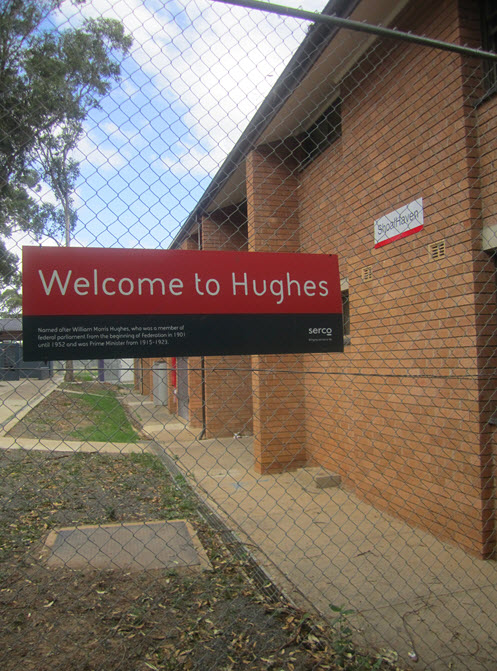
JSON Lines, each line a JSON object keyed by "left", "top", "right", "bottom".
{"left": 329, "top": 604, "right": 385, "bottom": 670}
{"left": 0, "top": 285, "right": 21, "bottom": 316}
{"left": 0, "top": 0, "right": 132, "bottom": 283}
{"left": 128, "top": 452, "right": 167, "bottom": 474}
{"left": 69, "top": 389, "right": 139, "bottom": 443}
{"left": 74, "top": 368, "right": 96, "bottom": 382}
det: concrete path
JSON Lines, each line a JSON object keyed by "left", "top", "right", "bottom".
{"left": 134, "top": 397, "right": 497, "bottom": 671}
{"left": 0, "top": 377, "right": 60, "bottom": 433}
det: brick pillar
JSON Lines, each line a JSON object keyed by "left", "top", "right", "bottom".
{"left": 141, "top": 357, "right": 156, "bottom": 397}
{"left": 246, "top": 144, "right": 306, "bottom": 473}
{"left": 200, "top": 208, "right": 253, "bottom": 439}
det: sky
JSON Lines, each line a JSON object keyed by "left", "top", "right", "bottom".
{"left": 13, "top": 0, "right": 329, "bottom": 256}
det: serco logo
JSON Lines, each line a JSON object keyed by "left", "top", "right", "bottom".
{"left": 309, "top": 327, "right": 332, "bottom": 336}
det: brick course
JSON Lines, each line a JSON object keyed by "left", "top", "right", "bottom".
{"left": 246, "top": 147, "right": 307, "bottom": 472}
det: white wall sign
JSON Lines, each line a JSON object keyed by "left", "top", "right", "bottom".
{"left": 374, "top": 198, "right": 424, "bottom": 249}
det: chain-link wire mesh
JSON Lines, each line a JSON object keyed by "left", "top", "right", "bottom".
{"left": 1, "top": 0, "right": 497, "bottom": 669}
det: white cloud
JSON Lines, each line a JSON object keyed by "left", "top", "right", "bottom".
{"left": 90, "top": 4, "right": 309, "bottom": 137}
{"left": 74, "top": 135, "right": 129, "bottom": 172}
{"left": 160, "top": 143, "right": 222, "bottom": 178}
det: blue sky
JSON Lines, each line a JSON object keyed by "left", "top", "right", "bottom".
{"left": 14, "top": 0, "right": 328, "bottom": 255}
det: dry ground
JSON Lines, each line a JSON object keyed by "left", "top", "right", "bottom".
{"left": 0, "top": 383, "right": 395, "bottom": 670}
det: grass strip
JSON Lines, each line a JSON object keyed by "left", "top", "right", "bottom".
{"left": 69, "top": 389, "right": 139, "bottom": 443}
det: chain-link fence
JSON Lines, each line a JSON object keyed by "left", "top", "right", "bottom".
{"left": 1, "top": 0, "right": 497, "bottom": 669}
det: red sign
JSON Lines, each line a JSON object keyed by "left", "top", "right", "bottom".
{"left": 23, "top": 247, "right": 341, "bottom": 316}
{"left": 22, "top": 247, "right": 343, "bottom": 361}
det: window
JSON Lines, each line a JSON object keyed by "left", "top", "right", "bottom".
{"left": 481, "top": 1, "right": 497, "bottom": 91}
{"left": 299, "top": 98, "right": 342, "bottom": 168}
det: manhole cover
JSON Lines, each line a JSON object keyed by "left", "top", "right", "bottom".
{"left": 42, "top": 520, "right": 210, "bottom": 571}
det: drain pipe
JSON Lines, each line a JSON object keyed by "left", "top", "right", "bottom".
{"left": 199, "top": 356, "right": 207, "bottom": 439}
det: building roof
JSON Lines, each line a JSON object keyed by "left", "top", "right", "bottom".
{"left": 0, "top": 318, "right": 22, "bottom": 341}
{"left": 0, "top": 318, "right": 22, "bottom": 332}
{"left": 172, "top": 0, "right": 407, "bottom": 248}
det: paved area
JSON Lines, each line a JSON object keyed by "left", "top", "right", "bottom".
{"left": 134, "top": 397, "right": 497, "bottom": 671}
{"left": 0, "top": 377, "right": 60, "bottom": 432}
{"left": 0, "top": 434, "right": 152, "bottom": 454}
{"left": 2, "top": 381, "right": 497, "bottom": 669}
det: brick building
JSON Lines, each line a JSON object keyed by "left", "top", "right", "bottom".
{"left": 137, "top": 0, "right": 497, "bottom": 557}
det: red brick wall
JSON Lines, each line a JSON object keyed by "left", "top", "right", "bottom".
{"left": 247, "top": 145, "right": 301, "bottom": 254}
{"left": 199, "top": 211, "right": 254, "bottom": 439}
{"left": 478, "top": 97, "right": 497, "bottom": 232}
{"left": 292, "top": 0, "right": 497, "bottom": 556}
{"left": 187, "top": 356, "right": 203, "bottom": 428}
{"left": 140, "top": 357, "right": 159, "bottom": 397}
{"left": 246, "top": 145, "right": 307, "bottom": 472}
{"left": 474, "top": 85, "right": 497, "bottom": 542}
{"left": 203, "top": 357, "right": 253, "bottom": 438}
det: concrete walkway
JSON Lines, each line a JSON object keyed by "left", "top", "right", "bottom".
{"left": 2, "top": 381, "right": 496, "bottom": 669}
{"left": 0, "top": 377, "right": 60, "bottom": 433}
{"left": 130, "top": 395, "right": 497, "bottom": 671}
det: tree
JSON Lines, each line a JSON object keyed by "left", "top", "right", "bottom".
{"left": 36, "top": 120, "right": 82, "bottom": 247}
{"left": 0, "top": 283, "right": 22, "bottom": 316}
{"left": 0, "top": 0, "right": 132, "bottom": 286}
{"left": 35, "top": 121, "right": 82, "bottom": 382}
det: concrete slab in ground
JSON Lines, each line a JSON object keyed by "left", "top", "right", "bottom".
{"left": 42, "top": 520, "right": 210, "bottom": 571}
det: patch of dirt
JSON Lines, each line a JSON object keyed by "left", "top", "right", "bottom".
{"left": 0, "top": 388, "right": 395, "bottom": 670}
{"left": 1, "top": 562, "right": 323, "bottom": 671}
{"left": 0, "top": 450, "right": 392, "bottom": 671}
{"left": 7, "top": 389, "right": 94, "bottom": 440}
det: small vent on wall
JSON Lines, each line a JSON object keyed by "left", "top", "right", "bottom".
{"left": 361, "top": 266, "right": 373, "bottom": 282}
{"left": 428, "top": 239, "right": 446, "bottom": 261}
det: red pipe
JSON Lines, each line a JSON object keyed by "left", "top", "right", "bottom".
{"left": 171, "top": 357, "right": 177, "bottom": 388}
